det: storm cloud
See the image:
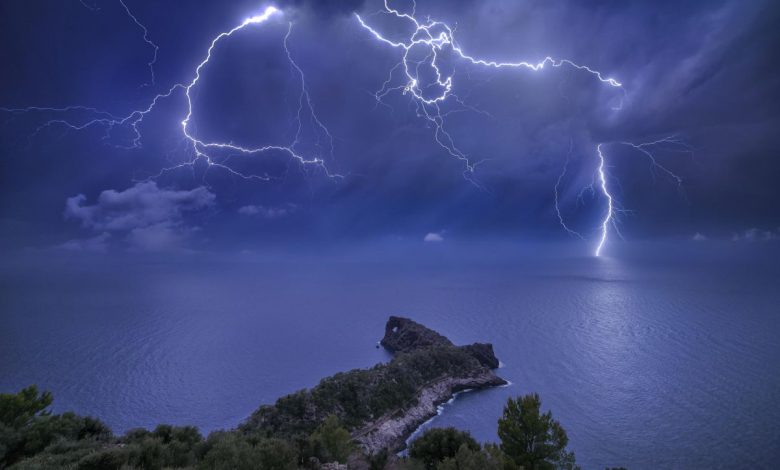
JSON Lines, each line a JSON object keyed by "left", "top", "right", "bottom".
{"left": 0, "top": 0, "right": 778, "bottom": 252}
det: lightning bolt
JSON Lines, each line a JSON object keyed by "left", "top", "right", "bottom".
{"left": 3, "top": 1, "right": 687, "bottom": 256}
{"left": 593, "top": 139, "right": 686, "bottom": 256}
{"left": 595, "top": 144, "right": 613, "bottom": 257}
{"left": 355, "top": 0, "right": 624, "bottom": 180}
{"left": 79, "top": 0, "right": 100, "bottom": 12}
{"left": 358, "top": 0, "right": 685, "bottom": 256}
{"left": 2, "top": 5, "right": 341, "bottom": 183}
{"left": 554, "top": 140, "right": 584, "bottom": 240}
{"left": 118, "top": 0, "right": 159, "bottom": 87}
{"left": 171, "top": 7, "right": 341, "bottom": 181}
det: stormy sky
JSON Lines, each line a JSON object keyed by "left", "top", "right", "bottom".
{"left": 1, "top": 0, "right": 778, "bottom": 254}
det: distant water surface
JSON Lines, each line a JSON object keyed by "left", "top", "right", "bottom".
{"left": 1, "top": 242, "right": 778, "bottom": 469}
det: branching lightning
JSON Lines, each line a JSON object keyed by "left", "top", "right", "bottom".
{"left": 169, "top": 7, "right": 341, "bottom": 181}
{"left": 591, "top": 139, "right": 686, "bottom": 256}
{"left": 3, "top": 0, "right": 688, "bottom": 256}
{"left": 357, "top": 0, "right": 685, "bottom": 256}
{"left": 355, "top": 0, "right": 624, "bottom": 183}
{"left": 2, "top": 4, "right": 341, "bottom": 184}
{"left": 554, "top": 140, "right": 584, "bottom": 240}
{"left": 118, "top": 0, "right": 159, "bottom": 87}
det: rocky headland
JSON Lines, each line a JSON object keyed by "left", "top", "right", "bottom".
{"left": 241, "top": 316, "right": 506, "bottom": 456}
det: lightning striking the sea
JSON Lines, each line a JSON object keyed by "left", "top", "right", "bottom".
{"left": 595, "top": 144, "right": 613, "bottom": 257}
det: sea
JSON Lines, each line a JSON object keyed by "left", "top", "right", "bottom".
{"left": 1, "top": 241, "right": 779, "bottom": 469}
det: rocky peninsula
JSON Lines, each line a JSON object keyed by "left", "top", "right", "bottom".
{"left": 0, "top": 316, "right": 508, "bottom": 469}
{"left": 241, "top": 316, "right": 507, "bottom": 455}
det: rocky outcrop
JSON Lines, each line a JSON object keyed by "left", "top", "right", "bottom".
{"left": 461, "top": 343, "right": 501, "bottom": 369}
{"left": 241, "top": 316, "right": 506, "bottom": 456}
{"left": 380, "top": 316, "right": 453, "bottom": 352}
{"left": 381, "top": 316, "right": 501, "bottom": 369}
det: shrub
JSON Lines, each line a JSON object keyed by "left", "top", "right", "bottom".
{"left": 408, "top": 427, "right": 480, "bottom": 469}
{"left": 198, "top": 432, "right": 297, "bottom": 470}
{"left": 437, "top": 443, "right": 505, "bottom": 470}
{"left": 309, "top": 415, "right": 354, "bottom": 464}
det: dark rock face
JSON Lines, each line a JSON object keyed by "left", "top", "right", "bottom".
{"left": 381, "top": 316, "right": 453, "bottom": 352}
{"left": 461, "top": 343, "right": 501, "bottom": 369}
{"left": 381, "top": 316, "right": 501, "bottom": 369}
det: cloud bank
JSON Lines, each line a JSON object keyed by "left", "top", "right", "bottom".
{"left": 64, "top": 182, "right": 215, "bottom": 251}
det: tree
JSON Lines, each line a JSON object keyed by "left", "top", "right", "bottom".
{"left": 408, "top": 427, "right": 480, "bottom": 469}
{"left": 497, "top": 393, "right": 579, "bottom": 470}
{"left": 309, "top": 415, "right": 354, "bottom": 464}
{"left": 0, "top": 385, "right": 52, "bottom": 428}
{"left": 255, "top": 438, "right": 299, "bottom": 470}
{"left": 0, "top": 386, "right": 112, "bottom": 467}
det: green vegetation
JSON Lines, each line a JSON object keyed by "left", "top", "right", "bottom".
{"left": 309, "top": 416, "right": 354, "bottom": 464}
{"left": 0, "top": 385, "right": 111, "bottom": 468}
{"left": 405, "top": 393, "right": 580, "bottom": 470}
{"left": 242, "top": 345, "right": 487, "bottom": 441}
{"left": 408, "top": 428, "right": 479, "bottom": 469}
{"left": 498, "top": 393, "right": 578, "bottom": 470}
{"left": 197, "top": 433, "right": 297, "bottom": 470}
{"left": 435, "top": 443, "right": 506, "bottom": 470}
{"left": 0, "top": 384, "right": 600, "bottom": 469}
{"left": 0, "top": 385, "right": 341, "bottom": 469}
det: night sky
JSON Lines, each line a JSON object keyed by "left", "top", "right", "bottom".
{"left": 1, "top": 0, "right": 778, "bottom": 254}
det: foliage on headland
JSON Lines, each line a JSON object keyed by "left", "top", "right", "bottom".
{"left": 242, "top": 344, "right": 490, "bottom": 439}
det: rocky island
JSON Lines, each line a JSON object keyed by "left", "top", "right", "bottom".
{"left": 242, "top": 316, "right": 507, "bottom": 455}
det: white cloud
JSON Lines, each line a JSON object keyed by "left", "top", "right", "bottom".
{"left": 64, "top": 182, "right": 215, "bottom": 251}
{"left": 424, "top": 232, "right": 444, "bottom": 242}
{"left": 238, "top": 203, "right": 297, "bottom": 219}
{"left": 692, "top": 232, "right": 707, "bottom": 241}
{"left": 58, "top": 232, "right": 110, "bottom": 253}
{"left": 732, "top": 227, "right": 780, "bottom": 242}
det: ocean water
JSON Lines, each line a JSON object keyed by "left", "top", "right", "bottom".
{"left": 1, "top": 242, "right": 779, "bottom": 469}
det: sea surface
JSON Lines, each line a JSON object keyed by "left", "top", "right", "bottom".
{"left": 2, "top": 242, "right": 779, "bottom": 469}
